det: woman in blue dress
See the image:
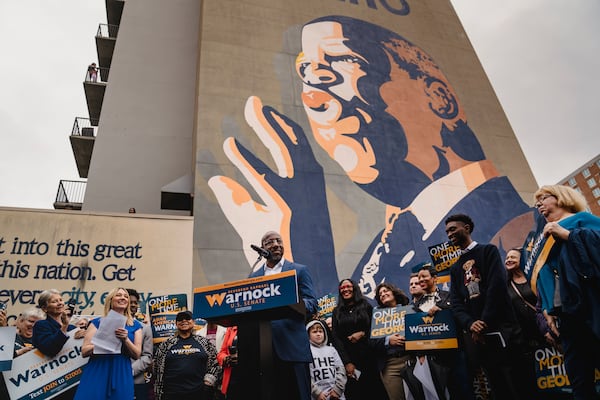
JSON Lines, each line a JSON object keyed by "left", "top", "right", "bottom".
{"left": 74, "top": 287, "right": 143, "bottom": 400}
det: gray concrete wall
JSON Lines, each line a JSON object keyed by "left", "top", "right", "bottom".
{"left": 83, "top": 0, "right": 200, "bottom": 215}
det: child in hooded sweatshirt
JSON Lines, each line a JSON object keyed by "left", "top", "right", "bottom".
{"left": 306, "top": 319, "right": 347, "bottom": 400}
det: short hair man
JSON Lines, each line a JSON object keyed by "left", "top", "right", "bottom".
{"left": 408, "top": 273, "right": 424, "bottom": 305}
{"left": 127, "top": 288, "right": 153, "bottom": 400}
{"left": 416, "top": 264, "right": 451, "bottom": 314}
{"left": 248, "top": 231, "right": 318, "bottom": 400}
{"left": 446, "top": 214, "right": 523, "bottom": 399}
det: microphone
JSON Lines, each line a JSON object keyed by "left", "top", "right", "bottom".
{"left": 250, "top": 244, "right": 271, "bottom": 259}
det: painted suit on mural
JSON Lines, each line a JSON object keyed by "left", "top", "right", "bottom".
{"left": 209, "top": 16, "right": 534, "bottom": 299}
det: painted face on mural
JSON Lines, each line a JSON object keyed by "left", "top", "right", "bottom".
{"left": 297, "top": 21, "right": 378, "bottom": 185}
{"left": 297, "top": 17, "right": 485, "bottom": 207}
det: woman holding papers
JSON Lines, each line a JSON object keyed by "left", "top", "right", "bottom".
{"left": 74, "top": 287, "right": 143, "bottom": 400}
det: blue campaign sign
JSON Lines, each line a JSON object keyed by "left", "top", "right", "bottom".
{"left": 405, "top": 309, "right": 458, "bottom": 350}
{"left": 0, "top": 327, "right": 16, "bottom": 372}
{"left": 370, "top": 305, "right": 415, "bottom": 339}
{"left": 193, "top": 270, "right": 299, "bottom": 319}
{"left": 317, "top": 293, "right": 337, "bottom": 319}
{"left": 147, "top": 293, "right": 188, "bottom": 344}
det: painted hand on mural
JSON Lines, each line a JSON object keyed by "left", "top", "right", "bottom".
{"left": 209, "top": 96, "right": 337, "bottom": 294}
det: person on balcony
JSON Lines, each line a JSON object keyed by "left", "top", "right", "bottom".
{"left": 87, "top": 62, "right": 98, "bottom": 82}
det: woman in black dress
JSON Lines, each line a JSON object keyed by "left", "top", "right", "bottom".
{"left": 331, "top": 279, "right": 388, "bottom": 400}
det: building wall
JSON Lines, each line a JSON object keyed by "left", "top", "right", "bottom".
{"left": 560, "top": 154, "right": 600, "bottom": 215}
{"left": 76, "top": 0, "right": 540, "bottom": 299}
{"left": 192, "top": 0, "right": 540, "bottom": 299}
{"left": 0, "top": 207, "right": 192, "bottom": 324}
{"left": 83, "top": 0, "right": 200, "bottom": 215}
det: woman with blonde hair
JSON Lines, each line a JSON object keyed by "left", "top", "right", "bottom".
{"left": 524, "top": 184, "right": 600, "bottom": 399}
{"left": 74, "top": 287, "right": 143, "bottom": 400}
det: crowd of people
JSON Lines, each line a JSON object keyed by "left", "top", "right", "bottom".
{"left": 1, "top": 185, "right": 599, "bottom": 400}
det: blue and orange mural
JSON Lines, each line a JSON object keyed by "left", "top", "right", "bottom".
{"left": 207, "top": 16, "right": 535, "bottom": 299}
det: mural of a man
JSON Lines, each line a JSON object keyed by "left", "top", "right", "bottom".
{"left": 209, "top": 16, "right": 534, "bottom": 298}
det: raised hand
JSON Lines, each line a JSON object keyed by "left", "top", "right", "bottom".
{"left": 209, "top": 96, "right": 338, "bottom": 295}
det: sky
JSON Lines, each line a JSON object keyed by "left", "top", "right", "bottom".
{"left": 1, "top": 1, "right": 599, "bottom": 209}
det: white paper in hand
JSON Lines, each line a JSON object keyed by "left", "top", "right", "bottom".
{"left": 91, "top": 310, "right": 127, "bottom": 354}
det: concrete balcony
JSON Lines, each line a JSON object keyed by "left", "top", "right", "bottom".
{"left": 83, "top": 66, "right": 107, "bottom": 127}
{"left": 106, "top": 0, "right": 125, "bottom": 27}
{"left": 70, "top": 117, "right": 96, "bottom": 178}
{"left": 96, "top": 24, "right": 118, "bottom": 72}
{"left": 53, "top": 180, "right": 86, "bottom": 210}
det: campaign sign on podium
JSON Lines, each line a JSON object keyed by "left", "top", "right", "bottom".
{"left": 405, "top": 310, "right": 458, "bottom": 350}
{"left": 193, "top": 270, "right": 302, "bottom": 400}
{"left": 193, "top": 270, "right": 299, "bottom": 320}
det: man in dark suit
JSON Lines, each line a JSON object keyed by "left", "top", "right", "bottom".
{"left": 249, "top": 231, "right": 317, "bottom": 400}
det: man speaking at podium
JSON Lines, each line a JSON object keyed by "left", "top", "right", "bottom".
{"left": 249, "top": 231, "right": 318, "bottom": 400}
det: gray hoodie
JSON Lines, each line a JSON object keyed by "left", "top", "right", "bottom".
{"left": 306, "top": 320, "right": 347, "bottom": 399}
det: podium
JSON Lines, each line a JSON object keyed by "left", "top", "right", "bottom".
{"left": 193, "top": 270, "right": 305, "bottom": 400}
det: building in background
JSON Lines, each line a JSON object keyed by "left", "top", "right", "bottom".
{"left": 559, "top": 153, "right": 600, "bottom": 215}
{"left": 54, "top": 0, "right": 540, "bottom": 298}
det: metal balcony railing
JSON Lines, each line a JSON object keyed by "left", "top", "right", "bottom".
{"left": 72, "top": 117, "right": 97, "bottom": 137}
{"left": 55, "top": 180, "right": 86, "bottom": 205}
{"left": 96, "top": 23, "right": 119, "bottom": 39}
{"left": 84, "top": 65, "right": 109, "bottom": 83}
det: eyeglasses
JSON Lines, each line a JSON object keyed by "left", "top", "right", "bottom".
{"left": 535, "top": 194, "right": 555, "bottom": 208}
{"left": 263, "top": 238, "right": 283, "bottom": 246}
{"left": 176, "top": 317, "right": 192, "bottom": 322}
{"left": 339, "top": 284, "right": 353, "bottom": 290}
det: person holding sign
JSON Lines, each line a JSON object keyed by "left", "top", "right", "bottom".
{"left": 331, "top": 279, "right": 387, "bottom": 400}
{"left": 447, "top": 214, "right": 524, "bottom": 399}
{"left": 415, "top": 265, "right": 473, "bottom": 400}
{"left": 33, "top": 289, "right": 80, "bottom": 358}
{"left": 525, "top": 185, "right": 600, "bottom": 400}
{"left": 372, "top": 283, "right": 411, "bottom": 400}
{"left": 416, "top": 265, "right": 451, "bottom": 314}
{"left": 74, "top": 288, "right": 143, "bottom": 400}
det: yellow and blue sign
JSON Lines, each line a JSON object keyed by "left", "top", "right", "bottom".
{"left": 193, "top": 270, "right": 299, "bottom": 320}
{"left": 317, "top": 293, "right": 337, "bottom": 319}
{"left": 405, "top": 310, "right": 458, "bottom": 350}
{"left": 370, "top": 305, "right": 414, "bottom": 339}
{"left": 428, "top": 241, "right": 461, "bottom": 280}
{"left": 148, "top": 293, "right": 188, "bottom": 343}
